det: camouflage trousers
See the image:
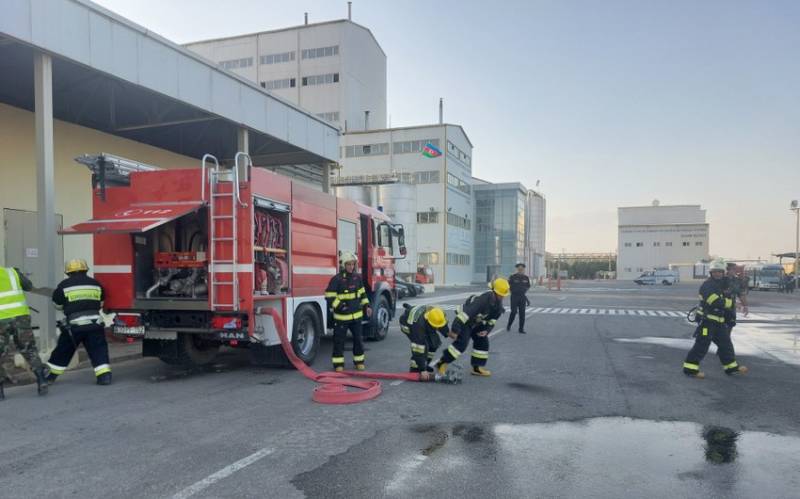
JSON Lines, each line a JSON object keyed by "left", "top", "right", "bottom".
{"left": 0, "top": 315, "right": 44, "bottom": 381}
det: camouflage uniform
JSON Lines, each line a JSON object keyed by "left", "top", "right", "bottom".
{"left": 0, "top": 315, "right": 45, "bottom": 382}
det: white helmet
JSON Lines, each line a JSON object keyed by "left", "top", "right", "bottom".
{"left": 709, "top": 260, "right": 726, "bottom": 272}
{"left": 339, "top": 251, "right": 357, "bottom": 265}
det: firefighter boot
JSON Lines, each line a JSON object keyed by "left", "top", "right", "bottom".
{"left": 46, "top": 372, "right": 58, "bottom": 384}
{"left": 334, "top": 366, "right": 344, "bottom": 373}
{"left": 728, "top": 366, "right": 749, "bottom": 376}
{"left": 35, "top": 368, "right": 48, "bottom": 396}
{"left": 96, "top": 372, "right": 112, "bottom": 386}
{"left": 685, "top": 371, "right": 706, "bottom": 379}
{"left": 355, "top": 363, "right": 366, "bottom": 371}
{"left": 437, "top": 362, "right": 448, "bottom": 376}
{"left": 471, "top": 366, "right": 492, "bottom": 377}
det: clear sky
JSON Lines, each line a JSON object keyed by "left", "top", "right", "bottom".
{"left": 93, "top": 0, "right": 800, "bottom": 261}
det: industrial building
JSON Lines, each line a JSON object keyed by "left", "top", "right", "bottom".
{"left": 617, "top": 203, "right": 710, "bottom": 281}
{"left": 336, "top": 124, "right": 474, "bottom": 285}
{"left": 185, "top": 11, "right": 386, "bottom": 133}
{"left": 472, "top": 182, "right": 546, "bottom": 282}
{"left": 0, "top": 0, "right": 339, "bottom": 351}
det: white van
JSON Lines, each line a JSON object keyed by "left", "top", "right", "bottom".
{"left": 634, "top": 269, "right": 679, "bottom": 286}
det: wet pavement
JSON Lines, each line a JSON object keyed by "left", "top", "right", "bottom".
{"left": 293, "top": 417, "right": 800, "bottom": 499}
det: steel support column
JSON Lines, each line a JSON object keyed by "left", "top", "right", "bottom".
{"left": 34, "top": 51, "right": 57, "bottom": 353}
{"left": 322, "top": 163, "right": 331, "bottom": 193}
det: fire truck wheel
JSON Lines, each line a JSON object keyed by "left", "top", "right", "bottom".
{"left": 291, "top": 304, "right": 321, "bottom": 365}
{"left": 174, "top": 333, "right": 220, "bottom": 366}
{"left": 367, "top": 294, "right": 391, "bottom": 341}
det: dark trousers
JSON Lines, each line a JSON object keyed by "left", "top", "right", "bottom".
{"left": 440, "top": 327, "right": 490, "bottom": 367}
{"left": 507, "top": 294, "right": 527, "bottom": 331}
{"left": 47, "top": 325, "right": 110, "bottom": 377}
{"left": 332, "top": 321, "right": 364, "bottom": 368}
{"left": 683, "top": 321, "right": 740, "bottom": 374}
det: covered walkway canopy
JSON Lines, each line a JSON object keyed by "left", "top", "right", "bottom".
{"left": 0, "top": 0, "right": 340, "bottom": 349}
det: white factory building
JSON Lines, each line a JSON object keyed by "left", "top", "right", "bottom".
{"left": 617, "top": 203, "right": 710, "bottom": 281}
{"left": 185, "top": 15, "right": 386, "bottom": 133}
{"left": 336, "top": 124, "right": 474, "bottom": 286}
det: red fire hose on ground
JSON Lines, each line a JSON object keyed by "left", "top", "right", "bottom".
{"left": 261, "top": 307, "right": 460, "bottom": 404}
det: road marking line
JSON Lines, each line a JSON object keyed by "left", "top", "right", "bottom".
{"left": 172, "top": 448, "right": 275, "bottom": 499}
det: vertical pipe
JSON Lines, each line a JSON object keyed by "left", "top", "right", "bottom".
{"left": 364, "top": 110, "right": 370, "bottom": 130}
{"left": 439, "top": 98, "right": 443, "bottom": 124}
{"left": 304, "top": 12, "right": 308, "bottom": 24}
{"left": 795, "top": 208, "right": 799, "bottom": 288}
{"left": 348, "top": 1, "right": 352, "bottom": 20}
{"left": 34, "top": 52, "right": 56, "bottom": 353}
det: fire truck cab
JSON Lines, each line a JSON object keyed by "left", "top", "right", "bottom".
{"left": 63, "top": 153, "right": 405, "bottom": 367}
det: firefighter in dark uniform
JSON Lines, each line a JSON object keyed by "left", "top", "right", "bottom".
{"left": 46, "top": 259, "right": 112, "bottom": 385}
{"left": 683, "top": 260, "right": 748, "bottom": 379}
{"left": 437, "top": 278, "right": 509, "bottom": 377}
{"left": 0, "top": 266, "right": 48, "bottom": 400}
{"left": 399, "top": 304, "right": 448, "bottom": 380}
{"left": 325, "top": 252, "right": 371, "bottom": 372}
{"left": 506, "top": 263, "right": 531, "bottom": 334}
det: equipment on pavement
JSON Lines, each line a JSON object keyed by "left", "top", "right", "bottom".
{"left": 62, "top": 152, "right": 407, "bottom": 368}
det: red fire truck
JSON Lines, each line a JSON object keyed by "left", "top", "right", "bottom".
{"left": 63, "top": 153, "right": 405, "bottom": 366}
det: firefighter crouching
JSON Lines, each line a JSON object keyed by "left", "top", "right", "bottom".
{"left": 399, "top": 304, "right": 448, "bottom": 381}
{"left": 683, "top": 260, "right": 748, "bottom": 379}
{"left": 326, "top": 252, "right": 372, "bottom": 372}
{"left": 437, "top": 278, "right": 509, "bottom": 377}
{"left": 0, "top": 266, "right": 48, "bottom": 400}
{"left": 46, "top": 259, "right": 112, "bottom": 386}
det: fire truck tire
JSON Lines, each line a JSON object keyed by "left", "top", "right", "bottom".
{"left": 291, "top": 304, "right": 321, "bottom": 365}
{"left": 171, "top": 333, "right": 220, "bottom": 366}
{"left": 366, "top": 294, "right": 391, "bottom": 341}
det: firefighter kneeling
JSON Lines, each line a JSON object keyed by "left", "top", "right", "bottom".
{"left": 326, "top": 252, "right": 371, "bottom": 372}
{"left": 399, "top": 304, "right": 448, "bottom": 381}
{"left": 436, "top": 278, "right": 508, "bottom": 377}
{"left": 46, "top": 259, "right": 112, "bottom": 386}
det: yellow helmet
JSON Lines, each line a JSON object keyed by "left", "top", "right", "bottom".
{"left": 339, "top": 251, "right": 357, "bottom": 265}
{"left": 709, "top": 259, "right": 726, "bottom": 272}
{"left": 424, "top": 307, "right": 448, "bottom": 329}
{"left": 65, "top": 258, "right": 89, "bottom": 274}
{"left": 491, "top": 278, "right": 510, "bottom": 297}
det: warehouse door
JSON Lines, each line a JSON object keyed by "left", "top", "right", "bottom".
{"left": 3, "top": 209, "right": 64, "bottom": 283}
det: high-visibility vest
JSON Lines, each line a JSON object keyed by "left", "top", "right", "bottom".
{"left": 0, "top": 267, "right": 30, "bottom": 320}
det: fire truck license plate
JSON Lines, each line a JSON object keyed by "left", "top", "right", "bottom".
{"left": 114, "top": 325, "right": 145, "bottom": 337}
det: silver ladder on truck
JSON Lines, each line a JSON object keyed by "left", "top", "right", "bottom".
{"left": 204, "top": 153, "right": 251, "bottom": 311}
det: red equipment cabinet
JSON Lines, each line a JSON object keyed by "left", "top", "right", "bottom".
{"left": 63, "top": 153, "right": 406, "bottom": 367}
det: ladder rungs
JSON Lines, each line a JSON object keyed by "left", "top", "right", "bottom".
{"left": 212, "top": 215, "right": 234, "bottom": 220}
{"left": 213, "top": 282, "right": 235, "bottom": 285}
{"left": 213, "top": 237, "right": 234, "bottom": 241}
{"left": 211, "top": 259, "right": 234, "bottom": 264}
{"left": 212, "top": 192, "right": 234, "bottom": 197}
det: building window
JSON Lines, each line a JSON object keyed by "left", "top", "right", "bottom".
{"left": 316, "top": 111, "right": 340, "bottom": 123}
{"left": 635, "top": 242, "right": 643, "bottom": 247}
{"left": 695, "top": 241, "right": 703, "bottom": 246}
{"left": 446, "top": 212, "right": 471, "bottom": 230}
{"left": 219, "top": 57, "right": 254, "bottom": 70}
{"left": 260, "top": 51, "right": 295, "bottom": 65}
{"left": 665, "top": 242, "right": 673, "bottom": 247}
{"left": 624, "top": 242, "right": 632, "bottom": 247}
{"left": 418, "top": 252, "right": 439, "bottom": 265}
{"left": 261, "top": 78, "right": 296, "bottom": 90}
{"left": 683, "top": 242, "right": 690, "bottom": 247}
{"left": 302, "top": 73, "right": 339, "bottom": 86}
{"left": 625, "top": 267, "right": 632, "bottom": 272}
{"left": 344, "top": 143, "right": 389, "bottom": 157}
{"left": 417, "top": 212, "right": 439, "bottom": 224}
{"left": 446, "top": 253, "right": 471, "bottom": 266}
{"left": 301, "top": 45, "right": 339, "bottom": 59}
{"left": 446, "top": 140, "right": 471, "bottom": 166}
{"left": 447, "top": 173, "right": 471, "bottom": 195}
{"left": 637, "top": 267, "right": 644, "bottom": 272}
{"left": 413, "top": 171, "right": 440, "bottom": 184}
{"left": 653, "top": 242, "right": 660, "bottom": 247}
{"left": 392, "top": 139, "right": 440, "bottom": 155}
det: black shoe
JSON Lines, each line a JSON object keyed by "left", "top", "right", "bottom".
{"left": 518, "top": 329, "right": 527, "bottom": 334}
{"left": 46, "top": 373, "right": 58, "bottom": 384}
{"left": 35, "top": 368, "right": 48, "bottom": 396}
{"left": 0, "top": 382, "right": 5, "bottom": 401}
{"left": 506, "top": 324, "right": 512, "bottom": 331}
{"left": 96, "top": 372, "right": 112, "bottom": 386}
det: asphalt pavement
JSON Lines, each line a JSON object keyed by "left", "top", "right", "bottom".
{"left": 2, "top": 280, "right": 799, "bottom": 498}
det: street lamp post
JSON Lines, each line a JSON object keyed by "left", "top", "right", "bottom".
{"left": 792, "top": 200, "right": 799, "bottom": 289}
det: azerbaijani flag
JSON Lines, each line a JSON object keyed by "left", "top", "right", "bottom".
{"left": 422, "top": 143, "right": 442, "bottom": 158}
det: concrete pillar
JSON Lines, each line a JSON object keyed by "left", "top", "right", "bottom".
{"left": 237, "top": 127, "right": 249, "bottom": 154}
{"left": 34, "top": 52, "right": 56, "bottom": 353}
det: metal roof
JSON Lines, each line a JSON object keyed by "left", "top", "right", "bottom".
{"left": 0, "top": 0, "right": 339, "bottom": 168}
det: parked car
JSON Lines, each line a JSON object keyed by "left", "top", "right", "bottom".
{"left": 634, "top": 269, "right": 679, "bottom": 285}
{"left": 396, "top": 277, "right": 424, "bottom": 299}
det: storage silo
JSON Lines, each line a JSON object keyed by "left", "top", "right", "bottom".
{"left": 378, "top": 182, "right": 416, "bottom": 276}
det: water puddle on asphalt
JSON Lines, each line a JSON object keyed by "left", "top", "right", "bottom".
{"left": 292, "top": 417, "right": 800, "bottom": 498}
